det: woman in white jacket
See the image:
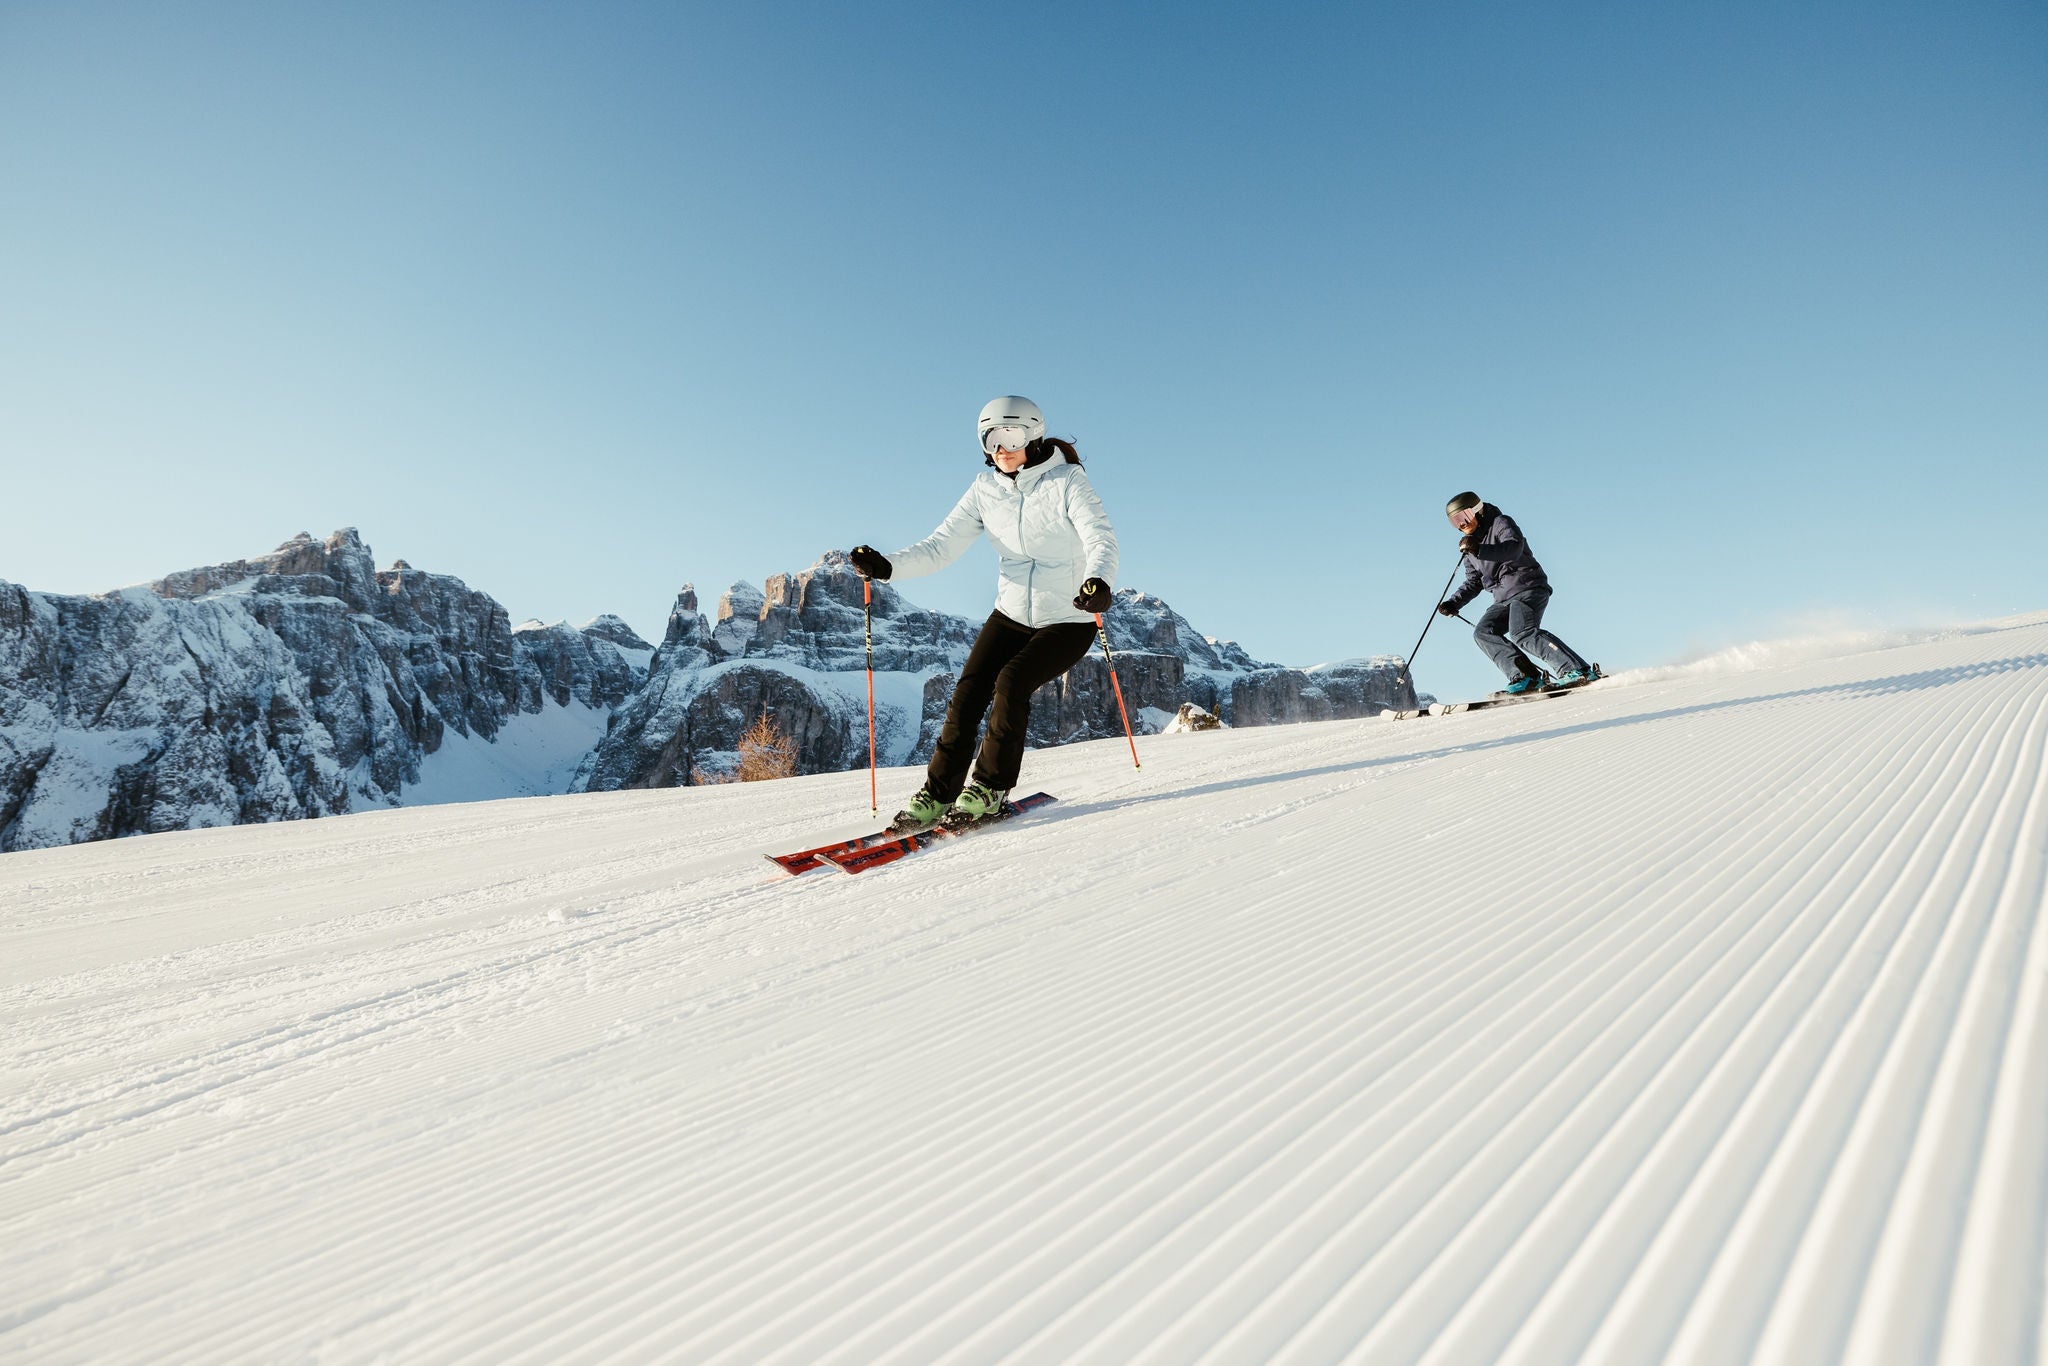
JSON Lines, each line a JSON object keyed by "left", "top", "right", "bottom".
{"left": 849, "top": 396, "right": 1119, "bottom": 830}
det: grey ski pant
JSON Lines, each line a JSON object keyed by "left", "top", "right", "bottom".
{"left": 1474, "top": 587, "right": 1590, "bottom": 682}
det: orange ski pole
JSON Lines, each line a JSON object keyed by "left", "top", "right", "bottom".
{"left": 1094, "top": 612, "right": 1141, "bottom": 769}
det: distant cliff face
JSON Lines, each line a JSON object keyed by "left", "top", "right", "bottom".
{"left": 0, "top": 530, "right": 649, "bottom": 851}
{"left": 1, "top": 534, "right": 1415, "bottom": 850}
{"left": 572, "top": 553, "right": 985, "bottom": 792}
{"left": 576, "top": 553, "right": 1418, "bottom": 793}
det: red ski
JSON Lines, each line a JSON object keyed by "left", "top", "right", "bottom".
{"left": 823, "top": 793, "right": 1058, "bottom": 874}
{"left": 766, "top": 825, "right": 921, "bottom": 876}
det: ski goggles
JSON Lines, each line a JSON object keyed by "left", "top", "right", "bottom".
{"left": 982, "top": 424, "right": 1033, "bottom": 454}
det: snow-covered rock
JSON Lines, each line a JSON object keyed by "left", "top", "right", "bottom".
{"left": 513, "top": 619, "right": 650, "bottom": 712}
{"left": 0, "top": 577, "right": 348, "bottom": 850}
{"left": 1162, "top": 702, "right": 1223, "bottom": 733}
{"left": 0, "top": 530, "right": 649, "bottom": 851}
{"left": 577, "top": 554, "right": 980, "bottom": 792}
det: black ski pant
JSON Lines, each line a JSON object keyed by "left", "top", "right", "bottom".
{"left": 1473, "top": 587, "right": 1589, "bottom": 682}
{"left": 927, "top": 611, "right": 1097, "bottom": 799}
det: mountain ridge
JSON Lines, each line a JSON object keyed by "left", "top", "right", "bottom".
{"left": 1, "top": 531, "right": 1417, "bottom": 849}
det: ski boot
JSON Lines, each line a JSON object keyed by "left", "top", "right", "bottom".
{"left": 940, "top": 781, "right": 1010, "bottom": 831}
{"left": 1550, "top": 664, "right": 1604, "bottom": 689}
{"left": 888, "top": 786, "right": 947, "bottom": 834}
{"left": 1500, "top": 674, "right": 1540, "bottom": 696}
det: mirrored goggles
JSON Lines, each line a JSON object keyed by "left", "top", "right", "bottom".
{"left": 982, "top": 424, "right": 1033, "bottom": 454}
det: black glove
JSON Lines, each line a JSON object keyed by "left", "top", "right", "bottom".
{"left": 848, "top": 545, "right": 891, "bottom": 580}
{"left": 1437, "top": 601, "right": 1459, "bottom": 617}
{"left": 1458, "top": 533, "right": 1479, "bottom": 554}
{"left": 1073, "top": 577, "right": 1112, "bottom": 613}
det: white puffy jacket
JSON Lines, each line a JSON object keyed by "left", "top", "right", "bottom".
{"left": 889, "top": 457, "right": 1119, "bottom": 628}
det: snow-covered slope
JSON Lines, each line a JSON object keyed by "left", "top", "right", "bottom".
{"left": 3, "top": 613, "right": 2044, "bottom": 1363}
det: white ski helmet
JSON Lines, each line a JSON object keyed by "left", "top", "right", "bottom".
{"left": 977, "top": 395, "right": 1045, "bottom": 454}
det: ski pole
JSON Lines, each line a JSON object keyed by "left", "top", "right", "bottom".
{"left": 863, "top": 578, "right": 877, "bottom": 812}
{"left": 1399, "top": 558, "right": 1464, "bottom": 699}
{"left": 1094, "top": 612, "right": 1141, "bottom": 769}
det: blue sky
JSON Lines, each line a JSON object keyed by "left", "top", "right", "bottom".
{"left": 2, "top": 1, "right": 2042, "bottom": 704}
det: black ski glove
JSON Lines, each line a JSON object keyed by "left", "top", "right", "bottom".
{"left": 1458, "top": 534, "right": 1479, "bottom": 554}
{"left": 848, "top": 545, "right": 891, "bottom": 580}
{"left": 1437, "top": 601, "right": 1460, "bottom": 616}
{"left": 1073, "top": 577, "right": 1112, "bottom": 613}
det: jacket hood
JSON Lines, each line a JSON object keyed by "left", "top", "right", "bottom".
{"left": 996, "top": 455, "right": 1065, "bottom": 495}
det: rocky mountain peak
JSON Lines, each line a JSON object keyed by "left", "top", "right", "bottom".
{"left": 1105, "top": 590, "right": 1268, "bottom": 673}
{"left": 150, "top": 527, "right": 375, "bottom": 606}
{"left": 657, "top": 587, "right": 710, "bottom": 648}
{"left": 578, "top": 615, "right": 654, "bottom": 652}
{"left": 710, "top": 582, "right": 762, "bottom": 658}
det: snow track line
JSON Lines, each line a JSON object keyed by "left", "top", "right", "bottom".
{"left": 0, "top": 724, "right": 1949, "bottom": 1359}
{"left": 573, "top": 696, "right": 1794, "bottom": 1294}
{"left": 1155, "top": 679, "right": 1982, "bottom": 1359}
{"left": 1530, "top": 689, "right": 2040, "bottom": 1363}
{"left": 39, "top": 684, "right": 1957, "bottom": 1359}
{"left": 79, "top": 737, "right": 1703, "bottom": 1366}
{"left": 1478, "top": 701, "right": 2014, "bottom": 1362}
{"left": 872, "top": 671, "right": 2007, "bottom": 1359}
{"left": 1756, "top": 687, "right": 2048, "bottom": 1365}
{"left": 0, "top": 861, "right": 773, "bottom": 1167}
{"left": 1402, "top": 692, "right": 2019, "bottom": 1363}
{"left": 503, "top": 671, "right": 1957, "bottom": 1359}
{"left": 1939, "top": 693, "right": 2048, "bottom": 1365}
{"left": 1056, "top": 671, "right": 1982, "bottom": 1359}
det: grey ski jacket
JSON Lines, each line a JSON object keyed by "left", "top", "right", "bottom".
{"left": 1443, "top": 503, "right": 1550, "bottom": 611}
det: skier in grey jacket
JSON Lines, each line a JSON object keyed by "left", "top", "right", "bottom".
{"left": 1438, "top": 492, "right": 1598, "bottom": 694}
{"left": 848, "top": 396, "right": 1119, "bottom": 829}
